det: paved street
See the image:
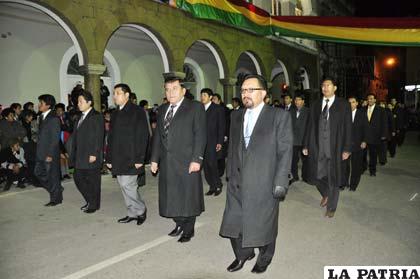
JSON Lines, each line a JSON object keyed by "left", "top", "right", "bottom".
{"left": 1, "top": 134, "right": 419, "bottom": 279}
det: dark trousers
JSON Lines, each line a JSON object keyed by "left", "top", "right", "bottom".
{"left": 203, "top": 151, "right": 222, "bottom": 190}
{"left": 388, "top": 136, "right": 397, "bottom": 157}
{"left": 218, "top": 158, "right": 226, "bottom": 177}
{"left": 230, "top": 235, "right": 276, "bottom": 267}
{"left": 74, "top": 168, "right": 101, "bottom": 210}
{"left": 34, "top": 160, "right": 63, "bottom": 203}
{"left": 0, "top": 167, "right": 26, "bottom": 184}
{"left": 291, "top": 145, "right": 303, "bottom": 180}
{"left": 378, "top": 140, "right": 388, "bottom": 165}
{"left": 367, "top": 143, "right": 379, "bottom": 173}
{"left": 173, "top": 216, "right": 196, "bottom": 235}
{"left": 316, "top": 166, "right": 339, "bottom": 212}
{"left": 397, "top": 129, "right": 406, "bottom": 146}
{"left": 343, "top": 150, "right": 363, "bottom": 190}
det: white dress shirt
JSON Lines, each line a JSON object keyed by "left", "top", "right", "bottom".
{"left": 165, "top": 97, "right": 185, "bottom": 119}
{"left": 322, "top": 95, "right": 335, "bottom": 120}
{"left": 42, "top": 109, "right": 51, "bottom": 120}
{"left": 204, "top": 102, "right": 211, "bottom": 111}
{"left": 243, "top": 102, "right": 265, "bottom": 147}
{"left": 352, "top": 109, "right": 357, "bottom": 123}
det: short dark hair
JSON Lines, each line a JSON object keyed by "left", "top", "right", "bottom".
{"left": 295, "top": 94, "right": 305, "bottom": 101}
{"left": 7, "top": 137, "right": 20, "bottom": 147}
{"left": 283, "top": 93, "right": 292, "bottom": 99}
{"left": 232, "top": 97, "right": 241, "bottom": 104}
{"left": 21, "top": 109, "right": 34, "bottom": 120}
{"left": 55, "top": 103, "right": 65, "bottom": 111}
{"left": 38, "top": 94, "right": 56, "bottom": 108}
{"left": 10, "top": 103, "right": 21, "bottom": 110}
{"left": 213, "top": 93, "right": 222, "bottom": 100}
{"left": 23, "top": 102, "right": 34, "bottom": 110}
{"left": 139, "top": 100, "right": 148, "bottom": 108}
{"left": 347, "top": 96, "right": 358, "bottom": 102}
{"left": 1, "top": 108, "right": 14, "bottom": 118}
{"left": 114, "top": 83, "right": 131, "bottom": 94}
{"left": 129, "top": 93, "right": 137, "bottom": 100}
{"left": 200, "top": 88, "right": 214, "bottom": 96}
{"left": 366, "top": 93, "right": 377, "bottom": 99}
{"left": 242, "top": 74, "right": 267, "bottom": 91}
{"left": 164, "top": 74, "right": 185, "bottom": 88}
{"left": 78, "top": 90, "right": 94, "bottom": 107}
{"left": 322, "top": 76, "right": 337, "bottom": 86}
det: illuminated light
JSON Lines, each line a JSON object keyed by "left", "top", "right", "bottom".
{"left": 385, "top": 57, "right": 396, "bottom": 67}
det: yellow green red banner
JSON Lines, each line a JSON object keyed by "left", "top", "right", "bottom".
{"left": 176, "top": 0, "right": 420, "bottom": 46}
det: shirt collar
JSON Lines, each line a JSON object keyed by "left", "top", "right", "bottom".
{"left": 247, "top": 101, "right": 264, "bottom": 114}
{"left": 170, "top": 97, "right": 184, "bottom": 108}
{"left": 204, "top": 102, "right": 211, "bottom": 111}
{"left": 42, "top": 109, "right": 51, "bottom": 119}
{"left": 324, "top": 95, "right": 335, "bottom": 103}
{"left": 82, "top": 107, "right": 93, "bottom": 117}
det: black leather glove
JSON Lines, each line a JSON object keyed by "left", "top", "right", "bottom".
{"left": 273, "top": 185, "right": 287, "bottom": 200}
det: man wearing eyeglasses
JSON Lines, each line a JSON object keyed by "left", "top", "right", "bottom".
{"left": 151, "top": 74, "right": 206, "bottom": 243}
{"left": 220, "top": 74, "right": 293, "bottom": 274}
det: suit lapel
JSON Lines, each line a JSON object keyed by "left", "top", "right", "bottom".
{"left": 245, "top": 105, "right": 268, "bottom": 151}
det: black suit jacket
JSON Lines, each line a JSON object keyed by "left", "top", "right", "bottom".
{"left": 290, "top": 106, "right": 309, "bottom": 146}
{"left": 351, "top": 109, "right": 368, "bottom": 152}
{"left": 365, "top": 105, "right": 388, "bottom": 144}
{"left": 106, "top": 102, "right": 149, "bottom": 175}
{"left": 205, "top": 103, "right": 225, "bottom": 157}
{"left": 36, "top": 111, "right": 61, "bottom": 162}
{"left": 69, "top": 109, "right": 104, "bottom": 169}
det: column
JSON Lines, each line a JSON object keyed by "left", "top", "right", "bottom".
{"left": 79, "top": 64, "right": 106, "bottom": 111}
{"left": 219, "top": 78, "right": 238, "bottom": 105}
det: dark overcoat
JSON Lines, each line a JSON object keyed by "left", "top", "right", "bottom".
{"left": 303, "top": 97, "right": 352, "bottom": 187}
{"left": 219, "top": 105, "right": 293, "bottom": 247}
{"left": 151, "top": 99, "right": 207, "bottom": 218}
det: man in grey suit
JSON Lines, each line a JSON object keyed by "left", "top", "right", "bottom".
{"left": 220, "top": 74, "right": 293, "bottom": 274}
{"left": 106, "top": 84, "right": 149, "bottom": 225}
{"left": 290, "top": 94, "right": 309, "bottom": 185}
{"left": 151, "top": 74, "right": 206, "bottom": 243}
{"left": 34, "top": 94, "right": 63, "bottom": 206}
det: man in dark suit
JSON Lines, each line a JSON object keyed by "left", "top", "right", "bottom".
{"left": 151, "top": 75, "right": 206, "bottom": 243}
{"left": 365, "top": 93, "right": 388, "bottom": 176}
{"left": 220, "top": 74, "right": 292, "bottom": 274}
{"left": 281, "top": 93, "right": 294, "bottom": 111}
{"left": 0, "top": 138, "right": 26, "bottom": 191}
{"left": 343, "top": 97, "right": 368, "bottom": 191}
{"left": 69, "top": 90, "right": 104, "bottom": 214}
{"left": 200, "top": 88, "right": 225, "bottom": 196}
{"left": 106, "top": 84, "right": 149, "bottom": 225}
{"left": 290, "top": 94, "right": 309, "bottom": 185}
{"left": 212, "top": 93, "right": 230, "bottom": 177}
{"left": 303, "top": 77, "right": 352, "bottom": 218}
{"left": 34, "top": 94, "right": 63, "bottom": 206}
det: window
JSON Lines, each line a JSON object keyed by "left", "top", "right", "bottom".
{"left": 271, "top": 0, "right": 281, "bottom": 16}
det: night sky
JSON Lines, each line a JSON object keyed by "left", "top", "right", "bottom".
{"left": 354, "top": 0, "right": 420, "bottom": 17}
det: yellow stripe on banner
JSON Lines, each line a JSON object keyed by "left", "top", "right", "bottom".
{"left": 272, "top": 20, "right": 420, "bottom": 43}
{"left": 185, "top": 0, "right": 271, "bottom": 26}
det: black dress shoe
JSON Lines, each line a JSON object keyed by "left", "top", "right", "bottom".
{"left": 17, "top": 182, "right": 26, "bottom": 189}
{"left": 251, "top": 263, "right": 268, "bottom": 274}
{"left": 214, "top": 187, "right": 222, "bottom": 196}
{"left": 168, "top": 226, "right": 183, "bottom": 237}
{"left": 369, "top": 172, "right": 376, "bottom": 176}
{"left": 84, "top": 208, "right": 97, "bottom": 214}
{"left": 44, "top": 201, "right": 62, "bottom": 207}
{"left": 227, "top": 253, "right": 255, "bottom": 272}
{"left": 137, "top": 209, "right": 147, "bottom": 225}
{"left": 117, "top": 216, "right": 137, "bottom": 223}
{"left": 205, "top": 190, "right": 215, "bottom": 196}
{"left": 80, "top": 204, "right": 89, "bottom": 210}
{"left": 178, "top": 230, "right": 194, "bottom": 243}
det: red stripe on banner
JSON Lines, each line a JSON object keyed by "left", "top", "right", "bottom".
{"left": 227, "top": 0, "right": 271, "bottom": 17}
{"left": 272, "top": 16, "right": 420, "bottom": 29}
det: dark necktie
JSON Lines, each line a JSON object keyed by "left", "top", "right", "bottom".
{"left": 77, "top": 114, "right": 85, "bottom": 129}
{"left": 163, "top": 105, "right": 176, "bottom": 136}
{"left": 322, "top": 99, "right": 329, "bottom": 120}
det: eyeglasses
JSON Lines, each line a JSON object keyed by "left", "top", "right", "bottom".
{"left": 240, "top": 88, "right": 264, "bottom": 95}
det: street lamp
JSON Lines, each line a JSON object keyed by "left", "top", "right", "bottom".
{"left": 385, "top": 57, "right": 396, "bottom": 67}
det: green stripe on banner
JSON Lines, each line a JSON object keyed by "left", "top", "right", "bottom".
{"left": 177, "top": 0, "right": 271, "bottom": 35}
{"left": 272, "top": 26, "right": 420, "bottom": 46}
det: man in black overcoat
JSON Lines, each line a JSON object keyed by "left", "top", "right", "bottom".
{"left": 220, "top": 74, "right": 292, "bottom": 274}
{"left": 303, "top": 77, "right": 352, "bottom": 218}
{"left": 151, "top": 75, "right": 206, "bottom": 243}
